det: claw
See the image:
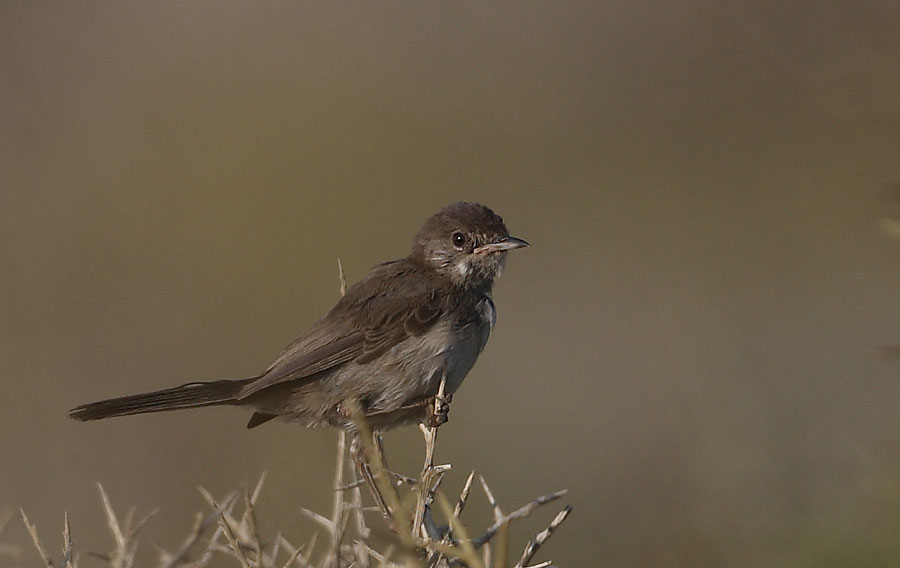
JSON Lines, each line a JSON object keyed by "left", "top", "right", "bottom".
{"left": 425, "top": 393, "right": 453, "bottom": 428}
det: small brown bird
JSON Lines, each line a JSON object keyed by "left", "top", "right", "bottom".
{"left": 69, "top": 202, "right": 528, "bottom": 431}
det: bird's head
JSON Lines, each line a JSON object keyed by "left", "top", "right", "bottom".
{"left": 411, "top": 202, "right": 529, "bottom": 290}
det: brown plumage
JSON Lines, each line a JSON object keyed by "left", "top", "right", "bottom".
{"left": 69, "top": 202, "right": 528, "bottom": 430}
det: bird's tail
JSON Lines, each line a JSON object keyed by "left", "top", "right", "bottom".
{"left": 69, "top": 378, "right": 254, "bottom": 421}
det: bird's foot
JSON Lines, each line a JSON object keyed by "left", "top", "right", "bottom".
{"left": 424, "top": 393, "right": 453, "bottom": 428}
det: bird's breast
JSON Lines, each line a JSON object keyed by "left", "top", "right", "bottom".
{"left": 380, "top": 297, "right": 494, "bottom": 396}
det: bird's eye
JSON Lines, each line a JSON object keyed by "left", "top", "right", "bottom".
{"left": 451, "top": 231, "right": 466, "bottom": 249}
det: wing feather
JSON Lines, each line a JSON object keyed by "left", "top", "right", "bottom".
{"left": 238, "top": 332, "right": 365, "bottom": 399}
{"left": 237, "top": 259, "right": 444, "bottom": 400}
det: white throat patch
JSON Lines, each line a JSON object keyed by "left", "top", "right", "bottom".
{"left": 454, "top": 258, "right": 471, "bottom": 278}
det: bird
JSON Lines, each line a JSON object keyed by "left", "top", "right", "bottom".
{"left": 69, "top": 202, "right": 529, "bottom": 432}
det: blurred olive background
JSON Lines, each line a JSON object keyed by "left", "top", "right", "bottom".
{"left": 3, "top": 2, "right": 900, "bottom": 566}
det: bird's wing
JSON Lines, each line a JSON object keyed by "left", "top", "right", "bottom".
{"left": 237, "top": 260, "right": 443, "bottom": 399}
{"left": 238, "top": 332, "right": 367, "bottom": 399}
{"left": 354, "top": 297, "right": 443, "bottom": 363}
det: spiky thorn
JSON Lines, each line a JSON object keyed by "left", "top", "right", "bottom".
{"left": 90, "top": 483, "right": 157, "bottom": 568}
{"left": 194, "top": 474, "right": 265, "bottom": 566}
{"left": 159, "top": 491, "right": 235, "bottom": 568}
{"left": 514, "top": 505, "right": 572, "bottom": 568}
{"left": 195, "top": 486, "right": 254, "bottom": 568}
{"left": 337, "top": 259, "right": 348, "bottom": 297}
{"left": 468, "top": 484, "right": 568, "bottom": 550}
{"left": 61, "top": 513, "right": 75, "bottom": 568}
{"left": 426, "top": 470, "right": 476, "bottom": 567}
{"left": 432, "top": 492, "right": 484, "bottom": 568}
{"left": 276, "top": 533, "right": 317, "bottom": 568}
{"left": 19, "top": 509, "right": 56, "bottom": 568}
{"left": 452, "top": 471, "right": 475, "bottom": 521}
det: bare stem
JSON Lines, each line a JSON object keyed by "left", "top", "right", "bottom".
{"left": 413, "top": 377, "right": 450, "bottom": 541}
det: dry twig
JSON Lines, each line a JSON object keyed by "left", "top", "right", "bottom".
{"left": 160, "top": 491, "right": 235, "bottom": 568}
{"left": 20, "top": 509, "right": 57, "bottom": 568}
{"left": 514, "top": 506, "right": 572, "bottom": 568}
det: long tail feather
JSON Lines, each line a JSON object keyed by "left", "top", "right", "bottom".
{"left": 69, "top": 379, "right": 253, "bottom": 421}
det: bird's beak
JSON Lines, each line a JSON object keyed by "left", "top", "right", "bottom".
{"left": 474, "top": 236, "right": 530, "bottom": 254}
